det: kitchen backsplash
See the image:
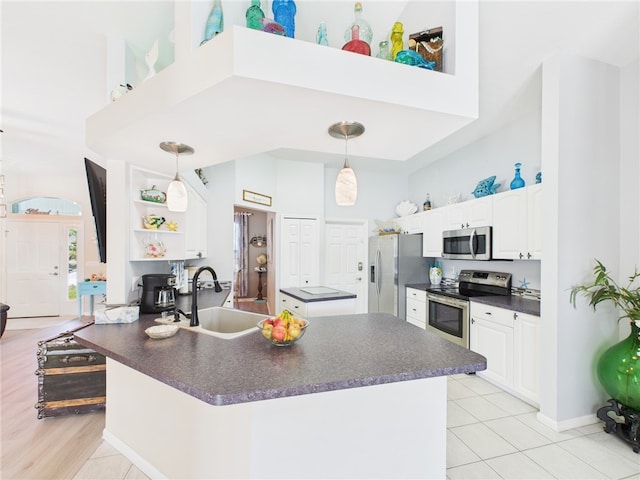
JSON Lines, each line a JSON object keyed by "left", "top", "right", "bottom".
{"left": 436, "top": 258, "right": 541, "bottom": 291}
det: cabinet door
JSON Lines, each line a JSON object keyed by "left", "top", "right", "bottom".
{"left": 405, "top": 212, "right": 426, "bottom": 234}
{"left": 492, "top": 189, "right": 527, "bottom": 260}
{"left": 446, "top": 196, "right": 492, "bottom": 230}
{"left": 423, "top": 208, "right": 446, "bottom": 257}
{"left": 513, "top": 312, "right": 540, "bottom": 404}
{"left": 184, "top": 186, "right": 207, "bottom": 259}
{"left": 470, "top": 315, "right": 513, "bottom": 389}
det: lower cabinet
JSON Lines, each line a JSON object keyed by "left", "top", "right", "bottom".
{"left": 406, "top": 287, "right": 426, "bottom": 329}
{"left": 470, "top": 302, "right": 539, "bottom": 405}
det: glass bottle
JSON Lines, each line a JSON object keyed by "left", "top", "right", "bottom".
{"left": 245, "top": 0, "right": 265, "bottom": 31}
{"left": 201, "top": 0, "right": 224, "bottom": 46}
{"left": 343, "top": 2, "right": 373, "bottom": 46}
{"left": 376, "top": 40, "right": 391, "bottom": 60}
{"left": 317, "top": 21, "right": 329, "bottom": 46}
{"left": 342, "top": 25, "right": 371, "bottom": 56}
{"left": 423, "top": 194, "right": 432, "bottom": 211}
{"left": 510, "top": 162, "right": 526, "bottom": 190}
{"left": 390, "top": 21, "right": 404, "bottom": 60}
{"left": 272, "top": 0, "right": 296, "bottom": 38}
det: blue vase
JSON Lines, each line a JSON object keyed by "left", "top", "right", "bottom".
{"left": 272, "top": 0, "right": 296, "bottom": 38}
{"left": 510, "top": 163, "right": 526, "bottom": 190}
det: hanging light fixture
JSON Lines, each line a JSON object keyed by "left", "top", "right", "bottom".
{"left": 328, "top": 121, "right": 364, "bottom": 206}
{"left": 160, "top": 141, "right": 194, "bottom": 212}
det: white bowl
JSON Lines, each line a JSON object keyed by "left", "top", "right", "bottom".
{"left": 145, "top": 324, "right": 179, "bottom": 339}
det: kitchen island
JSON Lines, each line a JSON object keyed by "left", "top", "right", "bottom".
{"left": 279, "top": 286, "right": 357, "bottom": 317}
{"left": 75, "top": 301, "right": 486, "bottom": 479}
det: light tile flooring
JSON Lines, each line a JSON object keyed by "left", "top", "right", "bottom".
{"left": 71, "top": 374, "right": 640, "bottom": 480}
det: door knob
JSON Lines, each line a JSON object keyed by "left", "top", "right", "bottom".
{"left": 356, "top": 277, "right": 362, "bottom": 281}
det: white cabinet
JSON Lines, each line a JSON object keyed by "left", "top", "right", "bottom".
{"left": 280, "top": 292, "right": 357, "bottom": 318}
{"left": 396, "top": 212, "right": 426, "bottom": 235}
{"left": 470, "top": 302, "right": 539, "bottom": 405}
{"left": 406, "top": 287, "right": 426, "bottom": 329}
{"left": 130, "top": 166, "right": 207, "bottom": 262}
{"left": 445, "top": 196, "right": 493, "bottom": 231}
{"left": 422, "top": 208, "right": 447, "bottom": 257}
{"left": 184, "top": 184, "right": 207, "bottom": 259}
{"left": 492, "top": 184, "right": 542, "bottom": 260}
{"left": 280, "top": 217, "right": 319, "bottom": 288}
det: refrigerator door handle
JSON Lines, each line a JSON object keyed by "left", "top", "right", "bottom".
{"left": 375, "top": 248, "right": 381, "bottom": 296}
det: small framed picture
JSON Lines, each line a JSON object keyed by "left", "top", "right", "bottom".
{"left": 242, "top": 189, "right": 272, "bottom": 207}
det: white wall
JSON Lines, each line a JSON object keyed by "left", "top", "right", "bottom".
{"left": 539, "top": 54, "right": 623, "bottom": 429}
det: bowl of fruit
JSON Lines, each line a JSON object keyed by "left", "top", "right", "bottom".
{"left": 257, "top": 310, "right": 308, "bottom": 346}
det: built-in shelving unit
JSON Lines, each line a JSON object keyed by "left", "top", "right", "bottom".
{"left": 86, "top": 1, "right": 478, "bottom": 173}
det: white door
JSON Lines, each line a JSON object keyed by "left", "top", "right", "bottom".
{"left": 5, "top": 220, "right": 62, "bottom": 317}
{"left": 324, "top": 220, "right": 368, "bottom": 313}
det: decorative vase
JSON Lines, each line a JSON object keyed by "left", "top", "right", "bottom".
{"left": 272, "top": 0, "right": 296, "bottom": 38}
{"left": 510, "top": 162, "right": 526, "bottom": 190}
{"left": 342, "top": 25, "right": 370, "bottom": 56}
{"left": 390, "top": 21, "right": 404, "bottom": 60}
{"left": 376, "top": 40, "right": 391, "bottom": 60}
{"left": 245, "top": 0, "right": 265, "bottom": 30}
{"left": 597, "top": 320, "right": 640, "bottom": 411}
{"left": 343, "top": 2, "right": 372, "bottom": 46}
{"left": 429, "top": 267, "right": 442, "bottom": 286}
{"left": 316, "top": 21, "right": 329, "bottom": 46}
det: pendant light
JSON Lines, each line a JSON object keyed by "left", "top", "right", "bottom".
{"left": 160, "top": 142, "right": 194, "bottom": 212}
{"left": 328, "top": 121, "right": 364, "bottom": 206}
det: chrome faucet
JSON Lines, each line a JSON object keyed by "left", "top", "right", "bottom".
{"left": 190, "top": 266, "right": 223, "bottom": 327}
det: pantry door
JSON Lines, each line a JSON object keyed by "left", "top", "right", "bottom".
{"left": 5, "top": 220, "right": 62, "bottom": 317}
{"left": 324, "top": 220, "right": 368, "bottom": 313}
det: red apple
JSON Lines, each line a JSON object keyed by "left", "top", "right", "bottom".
{"left": 272, "top": 325, "right": 287, "bottom": 342}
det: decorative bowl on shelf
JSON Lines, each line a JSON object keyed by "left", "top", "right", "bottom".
{"left": 394, "top": 200, "right": 418, "bottom": 217}
{"left": 144, "top": 240, "right": 166, "bottom": 258}
{"left": 140, "top": 185, "right": 166, "bottom": 204}
{"left": 142, "top": 215, "right": 166, "bottom": 230}
{"left": 257, "top": 316, "right": 308, "bottom": 346}
{"left": 145, "top": 324, "right": 178, "bottom": 339}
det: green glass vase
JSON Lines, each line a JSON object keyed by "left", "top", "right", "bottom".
{"left": 597, "top": 321, "right": 640, "bottom": 411}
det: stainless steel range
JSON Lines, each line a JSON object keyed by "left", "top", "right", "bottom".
{"left": 425, "top": 270, "right": 512, "bottom": 347}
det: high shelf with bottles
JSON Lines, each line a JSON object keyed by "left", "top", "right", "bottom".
{"left": 130, "top": 166, "right": 207, "bottom": 262}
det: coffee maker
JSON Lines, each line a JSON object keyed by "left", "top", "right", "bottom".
{"left": 140, "top": 274, "right": 176, "bottom": 313}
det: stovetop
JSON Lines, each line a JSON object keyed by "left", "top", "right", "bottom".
{"left": 426, "top": 269, "right": 513, "bottom": 300}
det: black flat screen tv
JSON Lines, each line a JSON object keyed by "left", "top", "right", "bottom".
{"left": 84, "top": 158, "right": 107, "bottom": 263}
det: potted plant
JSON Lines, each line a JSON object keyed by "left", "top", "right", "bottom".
{"left": 570, "top": 259, "right": 640, "bottom": 452}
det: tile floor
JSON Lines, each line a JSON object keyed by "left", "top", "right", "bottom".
{"left": 72, "top": 374, "right": 640, "bottom": 480}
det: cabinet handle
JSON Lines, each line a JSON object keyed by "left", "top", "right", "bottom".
{"left": 527, "top": 252, "right": 532, "bottom": 259}
{"left": 513, "top": 312, "right": 518, "bottom": 320}
{"left": 519, "top": 252, "right": 524, "bottom": 259}
{"left": 485, "top": 312, "right": 492, "bottom": 316}
{"left": 471, "top": 318, "right": 475, "bottom": 324}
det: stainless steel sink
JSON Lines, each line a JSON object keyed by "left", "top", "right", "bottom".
{"left": 155, "top": 307, "right": 264, "bottom": 339}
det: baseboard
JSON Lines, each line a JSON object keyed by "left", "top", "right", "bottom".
{"left": 102, "top": 429, "right": 166, "bottom": 479}
{"left": 536, "top": 411, "right": 598, "bottom": 432}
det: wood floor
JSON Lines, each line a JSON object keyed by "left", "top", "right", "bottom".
{"left": 1, "top": 318, "right": 105, "bottom": 479}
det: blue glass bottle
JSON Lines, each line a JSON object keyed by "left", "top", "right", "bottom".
{"left": 272, "top": 0, "right": 296, "bottom": 38}
{"left": 510, "top": 162, "right": 526, "bottom": 190}
{"left": 317, "top": 22, "right": 329, "bottom": 46}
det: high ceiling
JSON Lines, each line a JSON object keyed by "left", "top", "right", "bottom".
{"left": 1, "top": 1, "right": 638, "bottom": 178}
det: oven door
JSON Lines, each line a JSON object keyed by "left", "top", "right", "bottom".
{"left": 425, "top": 293, "right": 469, "bottom": 348}
{"left": 442, "top": 226, "right": 492, "bottom": 260}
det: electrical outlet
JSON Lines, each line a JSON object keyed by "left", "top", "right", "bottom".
{"left": 132, "top": 276, "right": 140, "bottom": 292}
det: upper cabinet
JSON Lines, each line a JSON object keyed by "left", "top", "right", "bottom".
{"left": 492, "top": 184, "right": 542, "bottom": 260}
{"left": 444, "top": 195, "right": 493, "bottom": 231}
{"left": 86, "top": 1, "right": 479, "bottom": 172}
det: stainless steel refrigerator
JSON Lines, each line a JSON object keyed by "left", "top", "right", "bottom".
{"left": 368, "top": 234, "right": 430, "bottom": 320}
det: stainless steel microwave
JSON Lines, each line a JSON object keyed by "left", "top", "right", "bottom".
{"left": 442, "top": 226, "right": 492, "bottom": 260}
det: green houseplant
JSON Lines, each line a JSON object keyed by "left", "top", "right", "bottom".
{"left": 570, "top": 259, "right": 640, "bottom": 411}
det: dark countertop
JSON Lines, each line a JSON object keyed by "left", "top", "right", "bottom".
{"left": 280, "top": 287, "right": 356, "bottom": 303}
{"left": 74, "top": 290, "right": 486, "bottom": 407}
{"left": 470, "top": 295, "right": 541, "bottom": 316}
{"left": 405, "top": 283, "right": 540, "bottom": 317}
